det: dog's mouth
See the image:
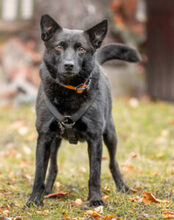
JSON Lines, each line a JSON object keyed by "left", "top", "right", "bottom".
{"left": 62, "top": 72, "right": 76, "bottom": 78}
{"left": 56, "top": 71, "right": 78, "bottom": 85}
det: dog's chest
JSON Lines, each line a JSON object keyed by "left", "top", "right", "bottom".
{"left": 53, "top": 94, "right": 87, "bottom": 115}
{"left": 51, "top": 96, "right": 90, "bottom": 143}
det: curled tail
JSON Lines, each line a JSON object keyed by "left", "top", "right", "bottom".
{"left": 96, "top": 43, "right": 142, "bottom": 65}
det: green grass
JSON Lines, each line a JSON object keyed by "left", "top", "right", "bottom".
{"left": 0, "top": 98, "right": 174, "bottom": 219}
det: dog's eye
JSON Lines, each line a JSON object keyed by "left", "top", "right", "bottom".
{"left": 78, "top": 47, "right": 86, "bottom": 54}
{"left": 55, "top": 45, "right": 63, "bottom": 51}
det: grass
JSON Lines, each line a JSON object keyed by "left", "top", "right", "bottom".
{"left": 0, "top": 98, "right": 174, "bottom": 219}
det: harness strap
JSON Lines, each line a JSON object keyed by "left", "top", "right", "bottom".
{"left": 43, "top": 90, "right": 97, "bottom": 144}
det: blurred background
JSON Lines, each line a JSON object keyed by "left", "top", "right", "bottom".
{"left": 0, "top": 0, "right": 173, "bottom": 104}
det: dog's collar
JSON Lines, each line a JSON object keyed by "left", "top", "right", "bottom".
{"left": 60, "top": 78, "right": 91, "bottom": 94}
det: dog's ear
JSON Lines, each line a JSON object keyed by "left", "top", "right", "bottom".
{"left": 40, "top": 14, "right": 62, "bottom": 41}
{"left": 85, "top": 19, "right": 108, "bottom": 49}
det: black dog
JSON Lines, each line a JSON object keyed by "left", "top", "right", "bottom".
{"left": 26, "top": 15, "right": 141, "bottom": 207}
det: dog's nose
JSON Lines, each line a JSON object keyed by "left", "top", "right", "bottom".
{"left": 64, "top": 61, "right": 74, "bottom": 71}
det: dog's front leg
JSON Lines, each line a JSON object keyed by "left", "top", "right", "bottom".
{"left": 87, "top": 137, "right": 104, "bottom": 207}
{"left": 26, "top": 132, "right": 54, "bottom": 207}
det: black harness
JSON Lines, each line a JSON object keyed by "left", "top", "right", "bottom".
{"left": 43, "top": 91, "right": 97, "bottom": 144}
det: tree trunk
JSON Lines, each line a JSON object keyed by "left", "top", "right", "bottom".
{"left": 146, "top": 0, "right": 174, "bottom": 101}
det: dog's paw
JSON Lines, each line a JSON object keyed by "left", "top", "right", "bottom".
{"left": 25, "top": 193, "right": 44, "bottom": 207}
{"left": 117, "top": 184, "right": 130, "bottom": 193}
{"left": 25, "top": 199, "right": 44, "bottom": 208}
{"left": 89, "top": 199, "right": 105, "bottom": 207}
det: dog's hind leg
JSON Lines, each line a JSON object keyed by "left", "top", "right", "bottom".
{"left": 103, "top": 118, "right": 130, "bottom": 192}
{"left": 45, "top": 137, "right": 61, "bottom": 195}
{"left": 26, "top": 132, "right": 55, "bottom": 207}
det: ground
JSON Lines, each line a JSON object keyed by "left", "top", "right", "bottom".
{"left": 0, "top": 98, "right": 174, "bottom": 219}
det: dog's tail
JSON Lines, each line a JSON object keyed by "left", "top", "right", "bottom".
{"left": 96, "top": 43, "right": 142, "bottom": 64}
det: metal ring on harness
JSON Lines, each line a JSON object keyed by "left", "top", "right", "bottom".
{"left": 61, "top": 116, "right": 75, "bottom": 128}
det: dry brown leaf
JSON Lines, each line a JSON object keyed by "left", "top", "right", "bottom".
{"left": 2, "top": 210, "right": 9, "bottom": 217}
{"left": 121, "top": 164, "right": 136, "bottom": 173}
{"left": 130, "top": 188, "right": 138, "bottom": 193}
{"left": 55, "top": 181, "right": 63, "bottom": 189}
{"left": 22, "top": 146, "right": 31, "bottom": 155}
{"left": 104, "top": 185, "right": 111, "bottom": 194}
{"left": 162, "top": 212, "right": 174, "bottom": 219}
{"left": 156, "top": 153, "right": 164, "bottom": 159}
{"left": 44, "top": 190, "right": 70, "bottom": 199}
{"left": 15, "top": 216, "right": 23, "bottom": 220}
{"left": 129, "top": 196, "right": 142, "bottom": 202}
{"left": 102, "top": 195, "right": 110, "bottom": 201}
{"left": 129, "top": 152, "right": 138, "bottom": 159}
{"left": 69, "top": 198, "right": 82, "bottom": 207}
{"left": 18, "top": 126, "right": 29, "bottom": 135}
{"left": 129, "top": 98, "right": 139, "bottom": 108}
{"left": 142, "top": 192, "right": 161, "bottom": 205}
{"left": 5, "top": 149, "right": 17, "bottom": 158}
{"left": 130, "top": 192, "right": 171, "bottom": 207}
{"left": 153, "top": 172, "right": 160, "bottom": 177}
{"left": 84, "top": 210, "right": 103, "bottom": 219}
{"left": 104, "top": 215, "right": 115, "bottom": 219}
{"left": 94, "top": 206, "right": 104, "bottom": 214}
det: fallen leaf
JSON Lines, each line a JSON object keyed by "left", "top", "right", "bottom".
{"left": 5, "top": 148, "right": 17, "bottom": 158}
{"left": 130, "top": 188, "right": 138, "bottom": 193}
{"left": 142, "top": 192, "right": 161, "bottom": 205}
{"left": 121, "top": 164, "right": 136, "bottom": 173}
{"left": 153, "top": 172, "right": 160, "bottom": 177}
{"left": 104, "top": 215, "right": 115, "bottom": 219}
{"left": 23, "top": 172, "right": 32, "bottom": 180}
{"left": 84, "top": 210, "right": 103, "bottom": 219}
{"left": 3, "top": 210, "right": 9, "bottom": 217}
{"left": 136, "top": 186, "right": 143, "bottom": 191}
{"left": 104, "top": 185, "right": 110, "bottom": 194}
{"left": 15, "top": 216, "right": 23, "bottom": 220}
{"left": 26, "top": 212, "right": 32, "bottom": 216}
{"left": 94, "top": 205, "right": 104, "bottom": 213}
{"left": 18, "top": 127, "right": 28, "bottom": 135}
{"left": 156, "top": 153, "right": 164, "bottom": 159}
{"left": 44, "top": 190, "right": 70, "bottom": 199}
{"left": 129, "top": 98, "right": 139, "bottom": 108}
{"left": 69, "top": 198, "right": 82, "bottom": 207}
{"left": 22, "top": 146, "right": 31, "bottom": 155}
{"left": 130, "top": 192, "right": 171, "bottom": 207}
{"left": 55, "top": 181, "right": 62, "bottom": 189}
{"left": 162, "top": 212, "right": 174, "bottom": 219}
{"left": 129, "top": 152, "right": 138, "bottom": 159}
{"left": 20, "top": 161, "right": 31, "bottom": 168}
{"left": 161, "top": 129, "right": 169, "bottom": 137}
{"left": 129, "top": 196, "right": 142, "bottom": 202}
{"left": 102, "top": 195, "right": 110, "bottom": 201}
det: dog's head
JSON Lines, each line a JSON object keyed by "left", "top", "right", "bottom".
{"left": 40, "top": 15, "right": 107, "bottom": 84}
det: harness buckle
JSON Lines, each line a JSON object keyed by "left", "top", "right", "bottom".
{"left": 61, "top": 116, "right": 75, "bottom": 128}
